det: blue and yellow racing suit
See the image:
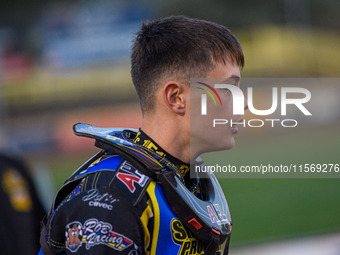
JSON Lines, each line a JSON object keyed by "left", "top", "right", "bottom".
{"left": 39, "top": 125, "right": 229, "bottom": 255}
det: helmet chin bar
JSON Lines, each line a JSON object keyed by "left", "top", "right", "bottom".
{"left": 73, "top": 123, "right": 232, "bottom": 255}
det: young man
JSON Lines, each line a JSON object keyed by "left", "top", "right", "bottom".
{"left": 39, "top": 16, "right": 245, "bottom": 255}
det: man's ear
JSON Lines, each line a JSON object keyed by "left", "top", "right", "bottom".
{"left": 162, "top": 81, "right": 186, "bottom": 115}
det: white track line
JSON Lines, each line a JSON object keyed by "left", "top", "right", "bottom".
{"left": 230, "top": 233, "right": 340, "bottom": 255}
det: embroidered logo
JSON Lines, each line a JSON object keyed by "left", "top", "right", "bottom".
{"left": 82, "top": 189, "right": 119, "bottom": 211}
{"left": 65, "top": 222, "right": 82, "bottom": 252}
{"left": 65, "top": 219, "right": 134, "bottom": 252}
{"left": 117, "top": 161, "right": 148, "bottom": 193}
{"left": 171, "top": 219, "right": 204, "bottom": 254}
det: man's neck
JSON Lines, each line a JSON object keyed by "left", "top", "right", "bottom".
{"left": 140, "top": 115, "right": 190, "bottom": 164}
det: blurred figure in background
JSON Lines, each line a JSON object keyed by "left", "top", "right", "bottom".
{"left": 0, "top": 152, "right": 45, "bottom": 255}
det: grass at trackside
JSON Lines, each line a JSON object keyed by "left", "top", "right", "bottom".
{"left": 47, "top": 152, "right": 97, "bottom": 189}
{"left": 219, "top": 178, "right": 340, "bottom": 246}
{"left": 46, "top": 126, "right": 340, "bottom": 246}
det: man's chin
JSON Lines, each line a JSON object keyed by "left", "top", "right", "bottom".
{"left": 222, "top": 139, "right": 235, "bottom": 151}
{"left": 209, "top": 138, "right": 236, "bottom": 153}
{"left": 218, "top": 136, "right": 235, "bottom": 151}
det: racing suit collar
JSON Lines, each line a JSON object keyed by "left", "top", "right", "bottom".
{"left": 133, "top": 129, "right": 201, "bottom": 197}
{"left": 133, "top": 129, "right": 190, "bottom": 177}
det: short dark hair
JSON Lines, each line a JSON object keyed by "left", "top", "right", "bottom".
{"left": 131, "top": 15, "right": 244, "bottom": 113}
